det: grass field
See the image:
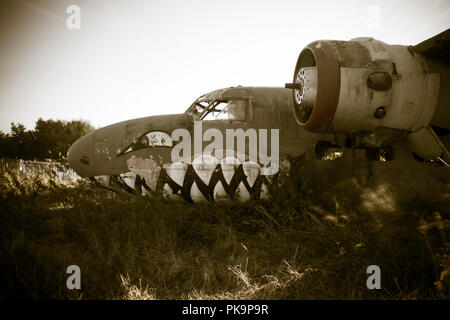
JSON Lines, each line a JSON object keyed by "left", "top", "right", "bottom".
{"left": 0, "top": 163, "right": 449, "bottom": 299}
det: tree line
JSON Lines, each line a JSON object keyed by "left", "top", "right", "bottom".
{"left": 0, "top": 118, "right": 94, "bottom": 162}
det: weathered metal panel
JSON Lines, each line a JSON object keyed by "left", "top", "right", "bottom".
{"left": 332, "top": 40, "right": 372, "bottom": 68}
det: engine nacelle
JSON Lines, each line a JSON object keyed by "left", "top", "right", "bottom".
{"left": 289, "top": 38, "right": 444, "bottom": 134}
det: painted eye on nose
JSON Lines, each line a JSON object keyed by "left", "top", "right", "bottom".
{"left": 80, "top": 156, "right": 90, "bottom": 166}
{"left": 119, "top": 131, "right": 172, "bottom": 155}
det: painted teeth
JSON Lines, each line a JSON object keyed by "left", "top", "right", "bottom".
{"left": 100, "top": 153, "right": 277, "bottom": 203}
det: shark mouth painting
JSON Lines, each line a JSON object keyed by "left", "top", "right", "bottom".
{"left": 92, "top": 152, "right": 278, "bottom": 203}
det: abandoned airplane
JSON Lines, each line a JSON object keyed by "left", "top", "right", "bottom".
{"left": 68, "top": 30, "right": 450, "bottom": 204}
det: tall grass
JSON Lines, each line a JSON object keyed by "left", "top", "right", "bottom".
{"left": 0, "top": 164, "right": 448, "bottom": 299}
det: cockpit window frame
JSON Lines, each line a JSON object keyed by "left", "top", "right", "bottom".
{"left": 186, "top": 98, "right": 248, "bottom": 121}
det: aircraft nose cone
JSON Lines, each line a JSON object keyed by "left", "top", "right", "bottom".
{"left": 67, "top": 131, "right": 95, "bottom": 177}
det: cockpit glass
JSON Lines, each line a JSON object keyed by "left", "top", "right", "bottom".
{"left": 202, "top": 101, "right": 229, "bottom": 120}
{"left": 187, "top": 99, "right": 247, "bottom": 121}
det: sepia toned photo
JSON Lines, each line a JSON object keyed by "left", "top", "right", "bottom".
{"left": 0, "top": 0, "right": 449, "bottom": 308}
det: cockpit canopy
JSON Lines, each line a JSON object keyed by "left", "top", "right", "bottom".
{"left": 185, "top": 90, "right": 248, "bottom": 121}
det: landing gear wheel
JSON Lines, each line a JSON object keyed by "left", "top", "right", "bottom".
{"left": 314, "top": 141, "right": 342, "bottom": 160}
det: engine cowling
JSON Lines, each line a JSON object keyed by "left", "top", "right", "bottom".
{"left": 288, "top": 38, "right": 444, "bottom": 134}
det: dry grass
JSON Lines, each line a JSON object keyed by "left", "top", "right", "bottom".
{"left": 0, "top": 164, "right": 449, "bottom": 300}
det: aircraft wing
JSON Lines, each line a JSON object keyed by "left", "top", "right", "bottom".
{"left": 411, "top": 29, "right": 450, "bottom": 64}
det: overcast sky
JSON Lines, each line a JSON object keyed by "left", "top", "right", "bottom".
{"left": 0, "top": 0, "right": 448, "bottom": 132}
